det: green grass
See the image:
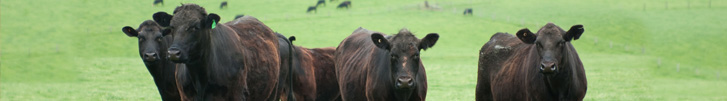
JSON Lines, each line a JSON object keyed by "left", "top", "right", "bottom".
{"left": 2, "top": 0, "right": 726, "bottom": 100}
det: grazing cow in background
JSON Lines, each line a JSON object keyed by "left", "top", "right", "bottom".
{"left": 316, "top": 0, "right": 326, "bottom": 7}
{"left": 153, "top": 0, "right": 163, "bottom": 6}
{"left": 335, "top": 27, "right": 438, "bottom": 100}
{"left": 307, "top": 6, "right": 317, "bottom": 13}
{"left": 463, "top": 8, "right": 473, "bottom": 15}
{"left": 476, "top": 23, "right": 587, "bottom": 101}
{"left": 120, "top": 20, "right": 180, "bottom": 101}
{"left": 234, "top": 14, "right": 245, "bottom": 19}
{"left": 220, "top": 1, "right": 228, "bottom": 9}
{"left": 337, "top": 1, "right": 351, "bottom": 9}
{"left": 285, "top": 36, "right": 340, "bottom": 101}
{"left": 153, "top": 4, "right": 285, "bottom": 100}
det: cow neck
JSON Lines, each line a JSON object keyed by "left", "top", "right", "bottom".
{"left": 543, "top": 43, "right": 580, "bottom": 100}
{"left": 183, "top": 28, "right": 213, "bottom": 101}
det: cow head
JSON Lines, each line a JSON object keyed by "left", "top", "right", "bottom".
{"left": 371, "top": 29, "right": 438, "bottom": 91}
{"left": 516, "top": 23, "right": 584, "bottom": 74}
{"left": 122, "top": 20, "right": 171, "bottom": 62}
{"left": 153, "top": 4, "right": 220, "bottom": 63}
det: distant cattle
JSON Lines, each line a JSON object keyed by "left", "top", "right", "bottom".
{"left": 476, "top": 23, "right": 587, "bottom": 101}
{"left": 220, "top": 1, "right": 228, "bottom": 9}
{"left": 234, "top": 14, "right": 245, "bottom": 19}
{"left": 335, "top": 27, "right": 438, "bottom": 100}
{"left": 463, "top": 8, "right": 473, "bottom": 15}
{"left": 316, "top": 0, "right": 326, "bottom": 7}
{"left": 120, "top": 20, "right": 180, "bottom": 101}
{"left": 337, "top": 1, "right": 351, "bottom": 9}
{"left": 153, "top": 4, "right": 283, "bottom": 100}
{"left": 153, "top": 0, "right": 163, "bottom": 6}
{"left": 307, "top": 6, "right": 317, "bottom": 13}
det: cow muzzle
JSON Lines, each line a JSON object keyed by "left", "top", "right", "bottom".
{"left": 142, "top": 52, "right": 158, "bottom": 62}
{"left": 168, "top": 49, "right": 182, "bottom": 62}
{"left": 396, "top": 76, "right": 414, "bottom": 89}
{"left": 540, "top": 62, "right": 557, "bottom": 74}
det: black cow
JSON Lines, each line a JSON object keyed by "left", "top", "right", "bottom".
{"left": 220, "top": 1, "right": 228, "bottom": 9}
{"left": 234, "top": 14, "right": 245, "bottom": 19}
{"left": 120, "top": 20, "right": 180, "bottom": 101}
{"left": 307, "top": 6, "right": 317, "bottom": 13}
{"left": 153, "top": 4, "right": 283, "bottom": 100}
{"left": 153, "top": 0, "right": 163, "bottom": 6}
{"left": 316, "top": 0, "right": 325, "bottom": 7}
{"left": 337, "top": 1, "right": 351, "bottom": 9}
{"left": 335, "top": 27, "right": 438, "bottom": 100}
{"left": 476, "top": 23, "right": 587, "bottom": 101}
{"left": 463, "top": 8, "right": 473, "bottom": 15}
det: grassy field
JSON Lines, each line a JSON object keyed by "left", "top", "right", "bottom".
{"left": 2, "top": 0, "right": 726, "bottom": 100}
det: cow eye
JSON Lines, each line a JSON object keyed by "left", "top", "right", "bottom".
{"left": 138, "top": 37, "right": 144, "bottom": 42}
{"left": 156, "top": 37, "right": 162, "bottom": 42}
{"left": 536, "top": 42, "right": 543, "bottom": 48}
{"left": 187, "top": 27, "right": 197, "bottom": 31}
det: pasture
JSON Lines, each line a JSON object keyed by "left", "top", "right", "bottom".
{"left": 2, "top": 0, "right": 726, "bottom": 100}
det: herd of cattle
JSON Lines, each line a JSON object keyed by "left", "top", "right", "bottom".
{"left": 121, "top": 3, "right": 587, "bottom": 101}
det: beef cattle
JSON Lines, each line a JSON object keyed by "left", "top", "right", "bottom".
{"left": 153, "top": 0, "right": 163, "bottom": 6}
{"left": 337, "top": 1, "right": 351, "bottom": 9}
{"left": 335, "top": 27, "right": 438, "bottom": 100}
{"left": 277, "top": 36, "right": 339, "bottom": 101}
{"left": 153, "top": 4, "right": 282, "bottom": 100}
{"left": 316, "top": 0, "right": 326, "bottom": 7}
{"left": 234, "top": 14, "right": 245, "bottom": 19}
{"left": 120, "top": 20, "right": 180, "bottom": 101}
{"left": 463, "top": 8, "right": 473, "bottom": 15}
{"left": 307, "top": 6, "right": 317, "bottom": 13}
{"left": 476, "top": 23, "right": 587, "bottom": 101}
{"left": 220, "top": 1, "right": 228, "bottom": 9}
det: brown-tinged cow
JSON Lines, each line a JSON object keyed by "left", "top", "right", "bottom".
{"left": 335, "top": 27, "right": 438, "bottom": 101}
{"left": 476, "top": 23, "right": 587, "bottom": 101}
{"left": 278, "top": 35, "right": 340, "bottom": 101}
{"left": 153, "top": 4, "right": 283, "bottom": 100}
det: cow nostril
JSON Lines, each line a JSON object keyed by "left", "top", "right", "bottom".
{"left": 168, "top": 50, "right": 180, "bottom": 56}
{"left": 398, "top": 77, "right": 412, "bottom": 83}
{"left": 145, "top": 53, "right": 157, "bottom": 57}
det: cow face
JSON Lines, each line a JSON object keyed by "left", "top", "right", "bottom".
{"left": 516, "top": 23, "right": 584, "bottom": 74}
{"left": 153, "top": 5, "right": 220, "bottom": 63}
{"left": 371, "top": 29, "right": 438, "bottom": 90}
{"left": 122, "top": 20, "right": 171, "bottom": 62}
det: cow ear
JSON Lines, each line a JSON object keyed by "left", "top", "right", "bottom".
{"left": 419, "top": 33, "right": 439, "bottom": 50}
{"left": 162, "top": 28, "right": 172, "bottom": 36}
{"left": 563, "top": 24, "right": 584, "bottom": 42}
{"left": 203, "top": 13, "right": 221, "bottom": 29}
{"left": 122, "top": 26, "right": 138, "bottom": 37}
{"left": 371, "top": 33, "right": 391, "bottom": 50}
{"left": 516, "top": 28, "right": 536, "bottom": 44}
{"left": 153, "top": 12, "right": 173, "bottom": 27}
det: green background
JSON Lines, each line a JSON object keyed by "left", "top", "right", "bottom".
{"left": 2, "top": 0, "right": 726, "bottom": 100}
